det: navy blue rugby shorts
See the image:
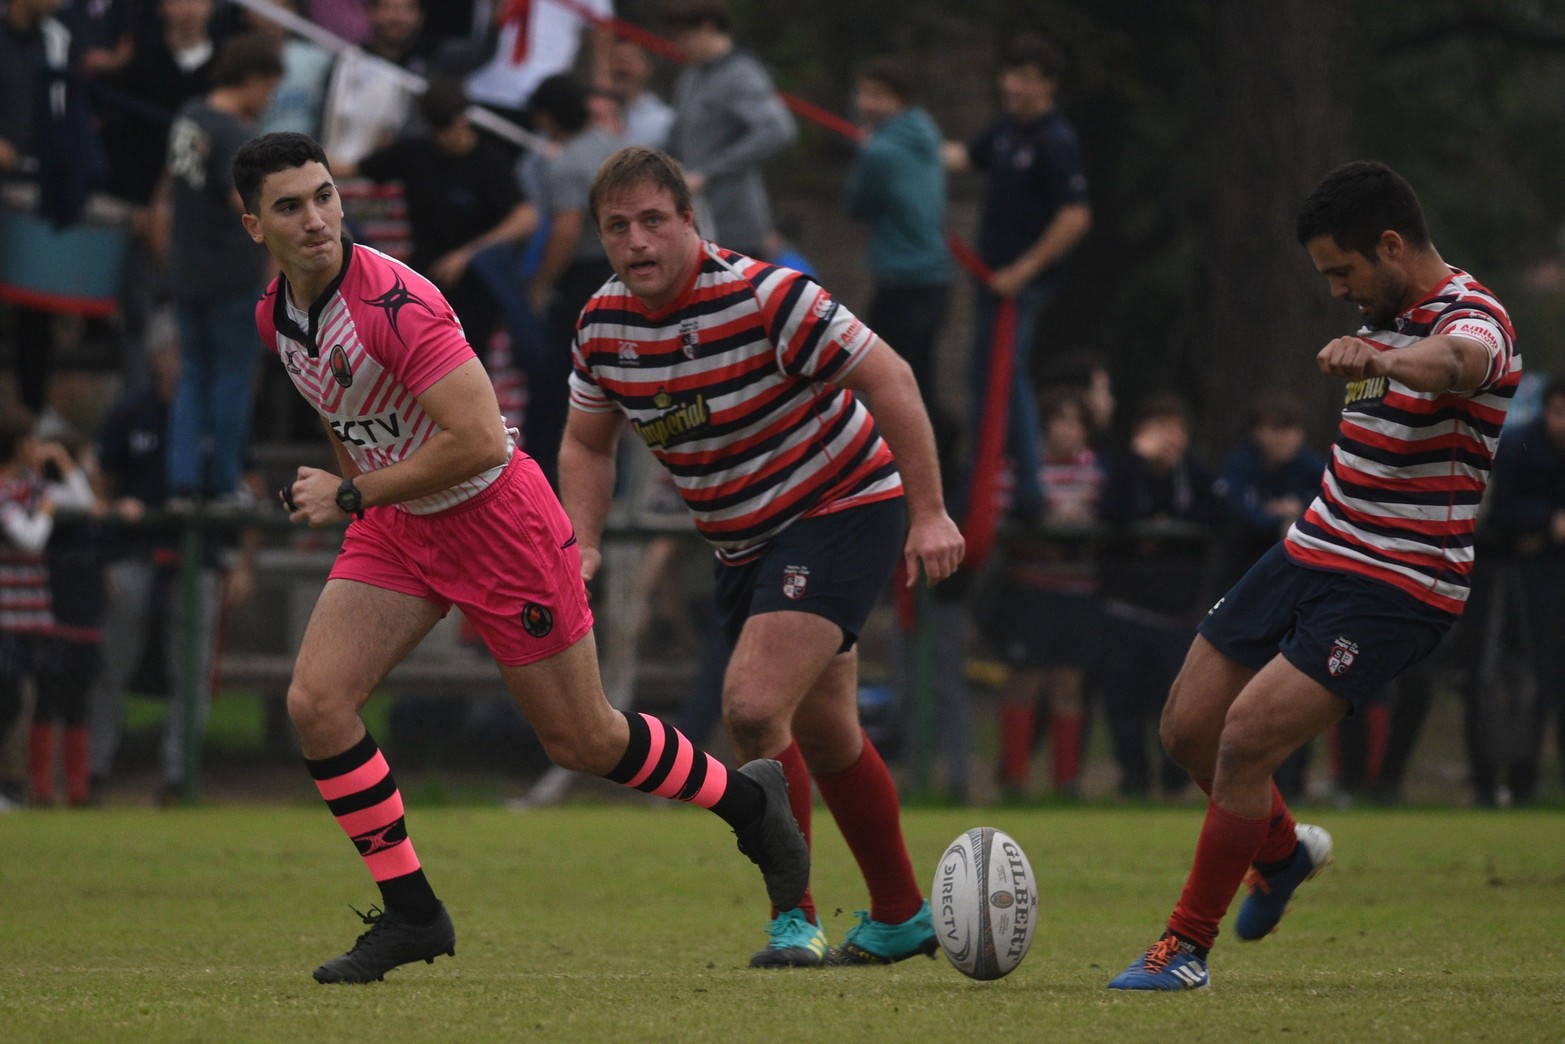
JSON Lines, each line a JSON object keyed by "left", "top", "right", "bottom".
{"left": 1196, "top": 542, "right": 1454, "bottom": 711}
{"left": 714, "top": 497, "right": 906, "bottom": 653}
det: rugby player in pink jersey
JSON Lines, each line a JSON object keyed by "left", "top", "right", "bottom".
{"left": 232, "top": 132, "right": 808, "bottom": 984}
{"left": 560, "top": 146, "right": 966, "bottom": 967}
{"left": 1109, "top": 162, "right": 1519, "bottom": 991}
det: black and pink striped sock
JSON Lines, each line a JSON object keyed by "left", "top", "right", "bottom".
{"left": 603, "top": 711, "right": 763, "bottom": 828}
{"left": 306, "top": 732, "right": 439, "bottom": 923}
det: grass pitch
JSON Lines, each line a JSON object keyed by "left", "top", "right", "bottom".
{"left": 2, "top": 802, "right": 1562, "bottom": 1042}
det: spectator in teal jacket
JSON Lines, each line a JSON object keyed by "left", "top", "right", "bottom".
{"left": 846, "top": 57, "right": 953, "bottom": 439}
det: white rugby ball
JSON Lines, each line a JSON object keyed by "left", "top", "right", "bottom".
{"left": 931, "top": 827, "right": 1036, "bottom": 980}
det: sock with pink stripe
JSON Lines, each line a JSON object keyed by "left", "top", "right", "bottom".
{"left": 307, "top": 732, "right": 439, "bottom": 923}
{"left": 603, "top": 711, "right": 764, "bottom": 829}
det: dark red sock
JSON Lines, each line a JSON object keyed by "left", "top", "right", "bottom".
{"left": 28, "top": 724, "right": 56, "bottom": 805}
{"left": 814, "top": 731, "right": 923, "bottom": 925}
{"left": 997, "top": 700, "right": 1036, "bottom": 788}
{"left": 774, "top": 740, "right": 816, "bottom": 924}
{"left": 63, "top": 726, "right": 90, "bottom": 806}
{"left": 1196, "top": 778, "right": 1297, "bottom": 868}
{"left": 1166, "top": 800, "right": 1269, "bottom": 950}
{"left": 1366, "top": 703, "right": 1390, "bottom": 783}
{"left": 1049, "top": 710, "right": 1083, "bottom": 788}
{"left": 1251, "top": 780, "right": 1299, "bottom": 867}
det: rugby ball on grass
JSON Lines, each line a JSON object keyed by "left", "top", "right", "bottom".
{"left": 932, "top": 827, "right": 1036, "bottom": 980}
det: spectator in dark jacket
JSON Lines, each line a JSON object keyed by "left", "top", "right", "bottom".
{"left": 1097, "top": 392, "right": 1224, "bottom": 798}
{"left": 1475, "top": 375, "right": 1565, "bottom": 804}
{"left": 1215, "top": 390, "right": 1328, "bottom": 587}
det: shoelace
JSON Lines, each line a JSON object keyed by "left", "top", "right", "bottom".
{"left": 1142, "top": 934, "right": 1183, "bottom": 972}
{"left": 1242, "top": 868, "right": 1274, "bottom": 895}
{"left": 346, "top": 904, "right": 386, "bottom": 947}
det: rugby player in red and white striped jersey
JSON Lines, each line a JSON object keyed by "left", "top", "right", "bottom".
{"left": 1111, "top": 161, "right": 1519, "bottom": 992}
{"left": 560, "top": 146, "right": 966, "bottom": 968}
{"left": 234, "top": 132, "right": 809, "bottom": 984}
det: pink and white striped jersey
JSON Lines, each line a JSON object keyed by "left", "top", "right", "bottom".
{"left": 1285, "top": 267, "right": 1519, "bottom": 614}
{"left": 256, "top": 239, "right": 513, "bottom": 514}
{"left": 570, "top": 242, "right": 903, "bottom": 561}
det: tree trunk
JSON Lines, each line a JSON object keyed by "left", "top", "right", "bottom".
{"left": 1204, "top": 0, "right": 1354, "bottom": 450}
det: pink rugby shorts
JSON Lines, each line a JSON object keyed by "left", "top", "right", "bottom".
{"left": 329, "top": 452, "right": 593, "bottom": 665}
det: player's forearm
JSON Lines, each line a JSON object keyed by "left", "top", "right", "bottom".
{"left": 350, "top": 425, "right": 508, "bottom": 508}
{"left": 557, "top": 432, "right": 617, "bottom": 552}
{"left": 861, "top": 361, "right": 949, "bottom": 519}
{"left": 1383, "top": 334, "right": 1491, "bottom": 393}
{"left": 320, "top": 416, "right": 362, "bottom": 479}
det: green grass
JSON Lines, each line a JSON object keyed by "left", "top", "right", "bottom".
{"left": 2, "top": 805, "right": 1562, "bottom": 1042}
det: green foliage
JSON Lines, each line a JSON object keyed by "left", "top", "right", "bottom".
{"left": 2, "top": 805, "right": 1562, "bottom": 1041}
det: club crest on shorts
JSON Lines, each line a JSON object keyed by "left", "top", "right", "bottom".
{"left": 1327, "top": 636, "right": 1359, "bottom": 676}
{"left": 329, "top": 345, "right": 354, "bottom": 387}
{"left": 782, "top": 565, "right": 809, "bottom": 600}
{"left": 521, "top": 602, "right": 554, "bottom": 638}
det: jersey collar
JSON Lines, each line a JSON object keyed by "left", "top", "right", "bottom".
{"left": 273, "top": 234, "right": 356, "bottom": 357}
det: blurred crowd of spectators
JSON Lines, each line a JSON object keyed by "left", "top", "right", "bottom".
{"left": 0, "top": 0, "right": 1558, "bottom": 810}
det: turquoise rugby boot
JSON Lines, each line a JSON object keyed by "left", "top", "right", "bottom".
{"left": 827, "top": 901, "right": 939, "bottom": 965}
{"left": 749, "top": 908, "right": 829, "bottom": 968}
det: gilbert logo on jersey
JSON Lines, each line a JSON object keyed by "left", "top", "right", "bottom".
{"left": 1343, "top": 375, "right": 1387, "bottom": 408}
{"left": 632, "top": 389, "right": 710, "bottom": 449}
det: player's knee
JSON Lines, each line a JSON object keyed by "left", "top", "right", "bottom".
{"left": 1214, "top": 719, "right": 1272, "bottom": 777}
{"left": 723, "top": 700, "right": 783, "bottom": 757}
{"left": 535, "top": 724, "right": 612, "bottom": 775}
{"left": 286, "top": 680, "right": 352, "bottom": 738}
{"left": 1159, "top": 687, "right": 1192, "bottom": 759}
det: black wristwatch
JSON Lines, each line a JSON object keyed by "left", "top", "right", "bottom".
{"left": 335, "top": 477, "right": 365, "bottom": 520}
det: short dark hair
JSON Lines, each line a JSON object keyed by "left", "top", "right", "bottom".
{"left": 1295, "top": 160, "right": 1430, "bottom": 259}
{"left": 589, "top": 146, "right": 694, "bottom": 228}
{"left": 530, "top": 74, "right": 590, "bottom": 135}
{"left": 860, "top": 57, "right": 915, "bottom": 103}
{"left": 419, "top": 77, "right": 469, "bottom": 131}
{"left": 1038, "top": 386, "right": 1088, "bottom": 427}
{"left": 663, "top": 0, "right": 730, "bottom": 32}
{"left": 1246, "top": 389, "right": 1307, "bottom": 431}
{"left": 1543, "top": 376, "right": 1565, "bottom": 408}
{"left": 1044, "top": 350, "right": 1108, "bottom": 391}
{"left": 1133, "top": 390, "right": 1191, "bottom": 429}
{"left": 1002, "top": 32, "right": 1066, "bottom": 80}
{"left": 209, "top": 31, "right": 284, "bottom": 90}
{"left": 233, "top": 131, "right": 331, "bottom": 214}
